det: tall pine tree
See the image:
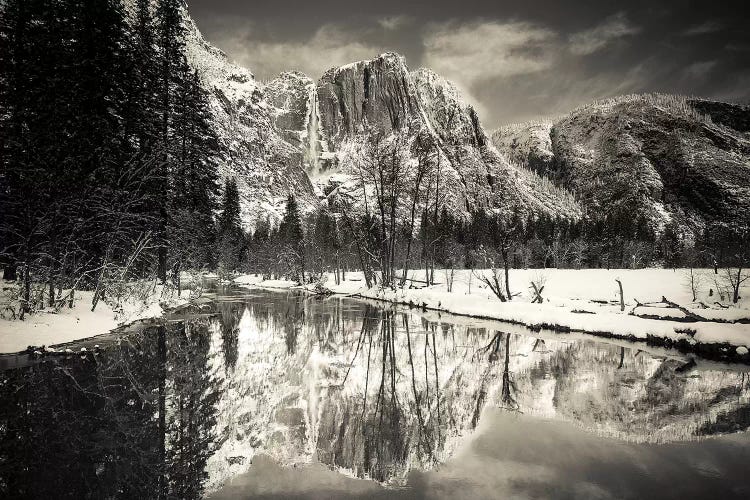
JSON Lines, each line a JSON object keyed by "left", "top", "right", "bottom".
{"left": 0, "top": 0, "right": 224, "bottom": 313}
{"left": 217, "top": 179, "right": 243, "bottom": 270}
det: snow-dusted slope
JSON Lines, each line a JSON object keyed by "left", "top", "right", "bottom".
{"left": 492, "top": 94, "right": 750, "bottom": 236}
{"left": 182, "top": 14, "right": 319, "bottom": 226}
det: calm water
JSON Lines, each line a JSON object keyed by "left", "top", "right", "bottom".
{"left": 1, "top": 287, "right": 749, "bottom": 499}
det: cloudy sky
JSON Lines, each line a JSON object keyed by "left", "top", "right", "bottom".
{"left": 187, "top": 0, "right": 750, "bottom": 128}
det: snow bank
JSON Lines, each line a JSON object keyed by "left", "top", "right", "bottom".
{"left": 0, "top": 283, "right": 188, "bottom": 353}
{"left": 235, "top": 268, "right": 750, "bottom": 357}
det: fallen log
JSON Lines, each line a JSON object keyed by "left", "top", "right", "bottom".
{"left": 627, "top": 296, "right": 748, "bottom": 324}
{"left": 660, "top": 296, "right": 708, "bottom": 322}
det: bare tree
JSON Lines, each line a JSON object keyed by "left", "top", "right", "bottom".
{"left": 348, "top": 129, "right": 411, "bottom": 288}
{"left": 569, "top": 238, "right": 588, "bottom": 269}
{"left": 683, "top": 267, "right": 704, "bottom": 302}
{"left": 400, "top": 131, "right": 436, "bottom": 287}
{"left": 707, "top": 224, "right": 748, "bottom": 304}
{"left": 493, "top": 215, "right": 520, "bottom": 301}
{"left": 474, "top": 247, "right": 507, "bottom": 302}
{"left": 723, "top": 267, "right": 749, "bottom": 304}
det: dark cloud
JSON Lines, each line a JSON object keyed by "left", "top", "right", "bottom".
{"left": 682, "top": 20, "right": 723, "bottom": 36}
{"left": 186, "top": 0, "right": 750, "bottom": 128}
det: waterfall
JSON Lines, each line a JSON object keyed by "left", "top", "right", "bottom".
{"left": 304, "top": 86, "right": 322, "bottom": 177}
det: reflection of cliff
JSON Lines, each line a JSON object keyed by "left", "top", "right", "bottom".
{"left": 204, "top": 291, "right": 750, "bottom": 492}
{"left": 520, "top": 342, "right": 750, "bottom": 442}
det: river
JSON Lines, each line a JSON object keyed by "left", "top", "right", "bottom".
{"left": 1, "top": 287, "right": 749, "bottom": 499}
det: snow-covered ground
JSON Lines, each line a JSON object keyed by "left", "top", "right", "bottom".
{"left": 0, "top": 281, "right": 189, "bottom": 353}
{"left": 235, "top": 268, "right": 750, "bottom": 356}
{"left": 3, "top": 268, "right": 746, "bottom": 357}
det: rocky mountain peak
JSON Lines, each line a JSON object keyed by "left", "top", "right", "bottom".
{"left": 317, "top": 51, "right": 421, "bottom": 150}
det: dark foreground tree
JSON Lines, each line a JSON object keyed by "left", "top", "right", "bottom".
{"left": 217, "top": 178, "right": 244, "bottom": 270}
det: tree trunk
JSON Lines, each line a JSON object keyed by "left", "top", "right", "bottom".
{"left": 91, "top": 271, "right": 103, "bottom": 312}
{"left": 733, "top": 267, "right": 742, "bottom": 303}
{"left": 2, "top": 262, "right": 17, "bottom": 281}
{"left": 502, "top": 248, "right": 512, "bottom": 301}
{"left": 175, "top": 261, "right": 181, "bottom": 296}
{"left": 351, "top": 234, "right": 371, "bottom": 288}
{"left": 157, "top": 245, "right": 167, "bottom": 284}
{"left": 48, "top": 278, "right": 55, "bottom": 308}
{"left": 616, "top": 279, "right": 625, "bottom": 312}
{"left": 22, "top": 262, "right": 31, "bottom": 317}
{"left": 401, "top": 238, "right": 413, "bottom": 288}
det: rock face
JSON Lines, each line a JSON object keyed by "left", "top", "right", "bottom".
{"left": 317, "top": 53, "right": 421, "bottom": 149}
{"left": 492, "top": 95, "right": 750, "bottom": 236}
{"left": 312, "top": 53, "right": 581, "bottom": 218}
{"left": 181, "top": 6, "right": 581, "bottom": 225}
{"left": 183, "top": 16, "right": 319, "bottom": 226}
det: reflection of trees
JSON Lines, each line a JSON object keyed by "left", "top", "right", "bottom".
{"left": 0, "top": 318, "right": 222, "bottom": 499}
{"left": 282, "top": 298, "right": 305, "bottom": 354}
{"left": 165, "top": 320, "right": 221, "bottom": 499}
{"left": 217, "top": 300, "right": 243, "bottom": 371}
{"left": 314, "top": 308, "right": 451, "bottom": 483}
{"left": 365, "top": 311, "right": 408, "bottom": 482}
{"left": 500, "top": 334, "right": 519, "bottom": 411}
{"left": 0, "top": 358, "right": 121, "bottom": 498}
{"left": 404, "top": 315, "right": 442, "bottom": 462}
{"left": 8, "top": 289, "right": 750, "bottom": 496}
{"left": 470, "top": 331, "right": 520, "bottom": 426}
{"left": 0, "top": 331, "right": 166, "bottom": 499}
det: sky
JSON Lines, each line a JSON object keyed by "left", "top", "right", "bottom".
{"left": 186, "top": 0, "right": 750, "bottom": 128}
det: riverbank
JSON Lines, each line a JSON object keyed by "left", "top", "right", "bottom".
{"left": 235, "top": 268, "right": 750, "bottom": 362}
{"left": 2, "top": 268, "right": 747, "bottom": 360}
{"left": 0, "top": 280, "right": 189, "bottom": 353}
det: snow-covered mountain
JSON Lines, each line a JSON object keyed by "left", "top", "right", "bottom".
{"left": 180, "top": 10, "right": 580, "bottom": 227}
{"left": 182, "top": 16, "right": 319, "bottom": 226}
{"left": 492, "top": 95, "right": 750, "bottom": 237}
{"left": 181, "top": 4, "right": 748, "bottom": 235}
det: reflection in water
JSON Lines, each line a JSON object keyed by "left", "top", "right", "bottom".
{"left": 0, "top": 316, "right": 221, "bottom": 499}
{"left": 1, "top": 288, "right": 749, "bottom": 498}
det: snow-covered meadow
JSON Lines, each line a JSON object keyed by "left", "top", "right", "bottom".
{"left": 235, "top": 268, "right": 750, "bottom": 357}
